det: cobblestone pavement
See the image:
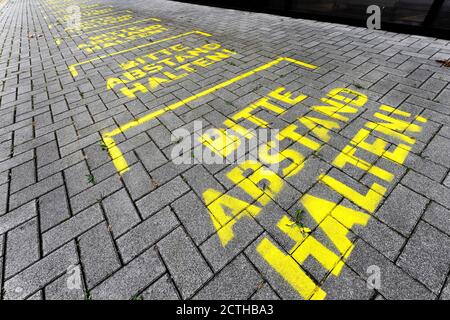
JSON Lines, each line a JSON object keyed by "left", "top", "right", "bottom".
{"left": 1, "top": 0, "right": 450, "bottom": 300}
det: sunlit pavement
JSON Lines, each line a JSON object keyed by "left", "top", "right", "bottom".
{"left": 1, "top": 0, "right": 450, "bottom": 300}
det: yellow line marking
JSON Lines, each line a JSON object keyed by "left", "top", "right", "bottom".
{"left": 102, "top": 57, "right": 318, "bottom": 174}
{"left": 68, "top": 30, "right": 211, "bottom": 77}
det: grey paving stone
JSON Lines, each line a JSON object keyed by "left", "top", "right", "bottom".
{"left": 10, "top": 160, "right": 35, "bottom": 193}
{"left": 26, "top": 290, "right": 43, "bottom": 300}
{"left": 171, "top": 192, "right": 216, "bottom": 245}
{"left": 194, "top": 255, "right": 262, "bottom": 300}
{"left": 121, "top": 162, "right": 155, "bottom": 200}
{"left": 5, "top": 218, "right": 40, "bottom": 278}
{"left": 9, "top": 173, "right": 63, "bottom": 210}
{"left": 353, "top": 216, "right": 406, "bottom": 261}
{"left": 0, "top": 183, "right": 8, "bottom": 216}
{"left": 136, "top": 176, "right": 190, "bottom": 218}
{"left": 0, "top": 234, "right": 4, "bottom": 257}
{"left": 244, "top": 234, "right": 308, "bottom": 300}
{"left": 36, "top": 140, "right": 59, "bottom": 168}
{"left": 158, "top": 227, "right": 213, "bottom": 299}
{"left": 182, "top": 165, "right": 225, "bottom": 200}
{"left": 0, "top": 256, "right": 3, "bottom": 295}
{"left": 64, "top": 161, "right": 90, "bottom": 197}
{"left": 422, "top": 135, "right": 450, "bottom": 168}
{"left": 39, "top": 186, "right": 71, "bottom": 232}
{"left": 321, "top": 265, "right": 374, "bottom": 300}
{"left": 251, "top": 283, "right": 280, "bottom": 300}
{"left": 0, "top": 150, "right": 33, "bottom": 174}
{"left": 402, "top": 171, "right": 450, "bottom": 210}
{"left": 0, "top": 171, "right": 8, "bottom": 186}
{"left": 423, "top": 202, "right": 450, "bottom": 236}
{"left": 84, "top": 142, "right": 113, "bottom": 171}
{"left": 0, "top": 138, "right": 11, "bottom": 164}
{"left": 275, "top": 181, "right": 304, "bottom": 211}
{"left": 150, "top": 160, "right": 192, "bottom": 185}
{"left": 4, "top": 241, "right": 78, "bottom": 300}
{"left": 397, "top": 221, "right": 450, "bottom": 294}
{"left": 90, "top": 152, "right": 139, "bottom": 184}
{"left": 347, "top": 239, "right": 435, "bottom": 300}
{"left": 142, "top": 274, "right": 180, "bottom": 300}
{"left": 70, "top": 174, "right": 123, "bottom": 213}
{"left": 79, "top": 222, "right": 121, "bottom": 289}
{"left": 148, "top": 125, "right": 173, "bottom": 149}
{"left": 13, "top": 125, "right": 33, "bottom": 146}
{"left": 56, "top": 125, "right": 78, "bottom": 147}
{"left": 102, "top": 189, "right": 140, "bottom": 238}
{"left": 444, "top": 173, "right": 450, "bottom": 188}
{"left": 0, "top": 201, "right": 36, "bottom": 235}
{"left": 201, "top": 210, "right": 263, "bottom": 272}
{"left": 13, "top": 133, "right": 54, "bottom": 156}
{"left": 135, "top": 141, "right": 168, "bottom": 172}
{"left": 439, "top": 125, "right": 450, "bottom": 139}
{"left": 375, "top": 184, "right": 428, "bottom": 237}
{"left": 60, "top": 133, "right": 100, "bottom": 157}
{"left": 90, "top": 247, "right": 165, "bottom": 300}
{"left": 42, "top": 204, "right": 103, "bottom": 254}
{"left": 38, "top": 151, "right": 85, "bottom": 180}
{"left": 440, "top": 280, "right": 450, "bottom": 300}
{"left": 45, "top": 265, "right": 85, "bottom": 300}
{"left": 117, "top": 206, "right": 179, "bottom": 263}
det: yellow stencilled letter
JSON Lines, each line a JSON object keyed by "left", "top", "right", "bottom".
{"left": 227, "top": 160, "right": 284, "bottom": 206}
{"left": 374, "top": 106, "right": 422, "bottom": 134}
{"left": 277, "top": 124, "right": 321, "bottom": 151}
{"left": 350, "top": 128, "right": 411, "bottom": 165}
{"left": 142, "top": 64, "right": 164, "bottom": 74}
{"left": 333, "top": 145, "right": 394, "bottom": 182}
{"left": 123, "top": 68, "right": 146, "bottom": 81}
{"left": 119, "top": 60, "right": 139, "bottom": 70}
{"left": 298, "top": 116, "right": 340, "bottom": 143}
{"left": 203, "top": 189, "right": 261, "bottom": 246}
{"left": 119, "top": 82, "right": 148, "bottom": 99}
{"left": 205, "top": 49, "right": 237, "bottom": 62}
{"left": 312, "top": 98, "right": 358, "bottom": 122}
{"left": 231, "top": 97, "right": 285, "bottom": 128}
{"left": 292, "top": 235, "right": 347, "bottom": 277}
{"left": 268, "top": 87, "right": 307, "bottom": 105}
{"left": 199, "top": 128, "right": 241, "bottom": 157}
{"left": 258, "top": 141, "right": 306, "bottom": 178}
{"left": 299, "top": 194, "right": 370, "bottom": 274}
{"left": 106, "top": 77, "right": 127, "bottom": 90}
{"left": 223, "top": 119, "right": 255, "bottom": 139}
{"left": 319, "top": 174, "right": 386, "bottom": 213}
{"left": 256, "top": 237, "right": 326, "bottom": 300}
{"left": 327, "top": 88, "right": 368, "bottom": 107}
{"left": 148, "top": 71, "right": 188, "bottom": 90}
